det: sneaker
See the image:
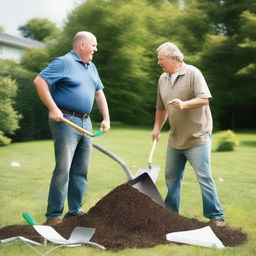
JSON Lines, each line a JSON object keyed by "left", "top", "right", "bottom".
{"left": 63, "top": 211, "right": 85, "bottom": 219}
{"left": 210, "top": 219, "right": 225, "bottom": 227}
{"left": 44, "top": 218, "right": 62, "bottom": 226}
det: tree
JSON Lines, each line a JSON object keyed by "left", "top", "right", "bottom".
{"left": 195, "top": 0, "right": 256, "bottom": 36}
{"left": 0, "top": 73, "right": 21, "bottom": 145}
{"left": 20, "top": 48, "right": 51, "bottom": 73}
{"left": 0, "top": 25, "right": 3, "bottom": 32}
{"left": 193, "top": 0, "right": 256, "bottom": 129}
{"left": 18, "top": 18, "right": 60, "bottom": 41}
{"left": 0, "top": 59, "right": 49, "bottom": 141}
{"left": 46, "top": 0, "right": 210, "bottom": 125}
{"left": 9, "top": 0, "right": 256, "bottom": 142}
{"left": 238, "top": 11, "right": 256, "bottom": 77}
{"left": 49, "top": 0, "right": 160, "bottom": 124}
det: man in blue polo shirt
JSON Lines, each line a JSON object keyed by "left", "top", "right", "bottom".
{"left": 34, "top": 31, "right": 110, "bottom": 226}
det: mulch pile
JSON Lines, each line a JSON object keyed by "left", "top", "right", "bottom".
{"left": 0, "top": 182, "right": 247, "bottom": 250}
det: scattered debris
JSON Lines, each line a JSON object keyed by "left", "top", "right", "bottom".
{"left": 10, "top": 161, "right": 20, "bottom": 167}
{"left": 218, "top": 177, "right": 224, "bottom": 182}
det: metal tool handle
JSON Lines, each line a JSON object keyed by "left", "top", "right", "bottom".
{"left": 148, "top": 139, "right": 157, "bottom": 167}
{"left": 93, "top": 144, "right": 133, "bottom": 181}
{"left": 61, "top": 117, "right": 95, "bottom": 137}
{"left": 61, "top": 117, "right": 131, "bottom": 180}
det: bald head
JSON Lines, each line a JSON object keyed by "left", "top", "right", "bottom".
{"left": 73, "top": 31, "right": 96, "bottom": 49}
{"left": 72, "top": 31, "right": 98, "bottom": 64}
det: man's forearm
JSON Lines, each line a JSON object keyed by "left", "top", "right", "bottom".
{"left": 95, "top": 90, "right": 110, "bottom": 121}
{"left": 152, "top": 108, "right": 168, "bottom": 141}
{"left": 153, "top": 109, "right": 168, "bottom": 131}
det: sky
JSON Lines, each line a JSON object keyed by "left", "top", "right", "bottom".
{"left": 0, "top": 0, "right": 84, "bottom": 37}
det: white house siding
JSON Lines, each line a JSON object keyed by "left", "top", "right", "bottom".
{"left": 0, "top": 44, "right": 24, "bottom": 62}
{"left": 0, "top": 32, "right": 45, "bottom": 62}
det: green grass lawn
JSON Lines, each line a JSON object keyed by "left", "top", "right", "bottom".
{"left": 0, "top": 125, "right": 256, "bottom": 256}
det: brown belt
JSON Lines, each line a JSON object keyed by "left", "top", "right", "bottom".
{"left": 60, "top": 108, "right": 89, "bottom": 119}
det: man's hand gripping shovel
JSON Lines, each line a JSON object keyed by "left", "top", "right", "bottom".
{"left": 61, "top": 117, "right": 104, "bottom": 137}
{"left": 134, "top": 139, "right": 160, "bottom": 183}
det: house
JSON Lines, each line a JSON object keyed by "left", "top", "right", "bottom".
{"left": 0, "top": 32, "right": 45, "bottom": 62}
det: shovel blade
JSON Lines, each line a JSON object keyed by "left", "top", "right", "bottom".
{"left": 128, "top": 172, "right": 165, "bottom": 207}
{"left": 134, "top": 166, "right": 160, "bottom": 184}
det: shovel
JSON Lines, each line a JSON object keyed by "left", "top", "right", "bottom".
{"left": 60, "top": 117, "right": 133, "bottom": 180}
{"left": 95, "top": 142, "right": 164, "bottom": 207}
{"left": 134, "top": 140, "right": 160, "bottom": 183}
{"left": 129, "top": 172, "right": 165, "bottom": 207}
{"left": 61, "top": 117, "right": 104, "bottom": 137}
{"left": 61, "top": 118, "right": 164, "bottom": 205}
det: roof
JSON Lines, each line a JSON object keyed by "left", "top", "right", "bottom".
{"left": 0, "top": 32, "right": 45, "bottom": 49}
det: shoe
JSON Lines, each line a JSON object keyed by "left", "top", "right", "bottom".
{"left": 44, "top": 217, "right": 62, "bottom": 226}
{"left": 63, "top": 211, "right": 85, "bottom": 219}
{"left": 210, "top": 219, "right": 225, "bottom": 227}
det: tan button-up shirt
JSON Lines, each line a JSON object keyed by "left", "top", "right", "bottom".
{"left": 156, "top": 62, "right": 212, "bottom": 149}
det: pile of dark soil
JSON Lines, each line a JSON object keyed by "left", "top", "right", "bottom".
{"left": 0, "top": 183, "right": 247, "bottom": 250}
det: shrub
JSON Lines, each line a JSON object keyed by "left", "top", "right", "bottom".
{"left": 0, "top": 131, "right": 12, "bottom": 146}
{"left": 216, "top": 130, "right": 239, "bottom": 152}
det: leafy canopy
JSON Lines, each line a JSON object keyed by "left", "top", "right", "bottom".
{"left": 18, "top": 18, "right": 60, "bottom": 41}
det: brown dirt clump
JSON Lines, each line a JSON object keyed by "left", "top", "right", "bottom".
{"left": 0, "top": 183, "right": 247, "bottom": 250}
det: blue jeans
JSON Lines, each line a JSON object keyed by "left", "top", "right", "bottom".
{"left": 165, "top": 134, "right": 224, "bottom": 220}
{"left": 46, "top": 114, "right": 92, "bottom": 218}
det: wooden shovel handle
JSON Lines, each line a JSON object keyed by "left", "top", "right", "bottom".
{"left": 61, "top": 117, "right": 95, "bottom": 137}
{"left": 148, "top": 139, "right": 157, "bottom": 166}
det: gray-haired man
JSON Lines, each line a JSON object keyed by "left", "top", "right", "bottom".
{"left": 152, "top": 42, "right": 225, "bottom": 227}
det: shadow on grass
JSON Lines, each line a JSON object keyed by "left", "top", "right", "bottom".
{"left": 240, "top": 141, "right": 256, "bottom": 147}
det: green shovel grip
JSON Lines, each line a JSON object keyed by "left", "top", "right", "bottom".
{"left": 93, "top": 129, "right": 104, "bottom": 137}
{"left": 22, "top": 212, "right": 37, "bottom": 225}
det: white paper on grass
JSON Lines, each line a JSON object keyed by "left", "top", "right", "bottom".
{"left": 0, "top": 236, "right": 41, "bottom": 245}
{"left": 10, "top": 161, "right": 20, "bottom": 167}
{"left": 33, "top": 225, "right": 105, "bottom": 250}
{"left": 166, "top": 226, "right": 225, "bottom": 249}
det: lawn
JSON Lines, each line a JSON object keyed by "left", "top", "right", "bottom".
{"left": 0, "top": 125, "right": 255, "bottom": 256}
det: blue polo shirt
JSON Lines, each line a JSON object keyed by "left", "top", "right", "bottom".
{"left": 39, "top": 50, "right": 104, "bottom": 114}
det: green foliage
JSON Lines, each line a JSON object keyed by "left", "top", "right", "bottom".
{"left": 20, "top": 48, "right": 51, "bottom": 73}
{"left": 0, "top": 60, "right": 49, "bottom": 141}
{"left": 0, "top": 130, "right": 11, "bottom": 146}
{"left": 237, "top": 11, "right": 256, "bottom": 78}
{"left": 195, "top": 3, "right": 256, "bottom": 129}
{"left": 195, "top": 0, "right": 256, "bottom": 36}
{"left": 216, "top": 130, "right": 239, "bottom": 152}
{"left": 7, "top": 0, "right": 256, "bottom": 142}
{"left": 46, "top": 0, "right": 211, "bottom": 125}
{"left": 18, "top": 18, "right": 60, "bottom": 41}
{"left": 56, "top": 0, "right": 160, "bottom": 124}
{"left": 240, "top": 11, "right": 256, "bottom": 41}
{"left": 155, "top": 3, "right": 210, "bottom": 54}
{"left": 0, "top": 75, "right": 20, "bottom": 135}
{"left": 0, "top": 25, "right": 3, "bottom": 32}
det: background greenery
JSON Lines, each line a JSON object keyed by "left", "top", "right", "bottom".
{"left": 0, "top": 0, "right": 256, "bottom": 142}
{"left": 0, "top": 2, "right": 255, "bottom": 255}
{"left": 0, "top": 126, "right": 255, "bottom": 255}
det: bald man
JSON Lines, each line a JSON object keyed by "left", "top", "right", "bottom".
{"left": 34, "top": 31, "right": 110, "bottom": 225}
